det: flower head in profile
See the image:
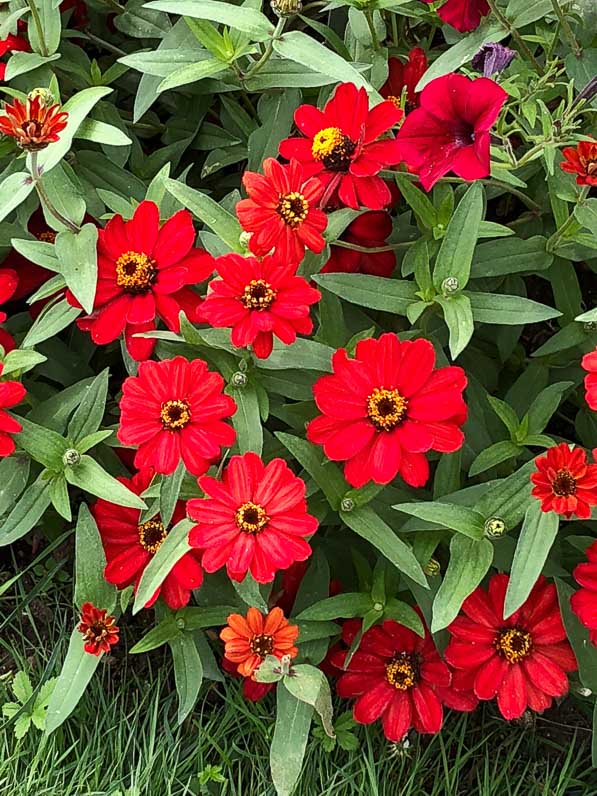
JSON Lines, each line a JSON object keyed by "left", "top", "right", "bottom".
{"left": 571, "top": 539, "right": 597, "bottom": 647}
{"left": 322, "top": 211, "right": 395, "bottom": 277}
{"left": 582, "top": 346, "right": 597, "bottom": 410}
{"left": 422, "top": 0, "right": 489, "bottom": 32}
{"left": 381, "top": 49, "right": 428, "bottom": 111}
{"left": 220, "top": 607, "right": 299, "bottom": 678}
{"left": 78, "top": 602, "right": 119, "bottom": 656}
{"left": 561, "top": 139, "right": 597, "bottom": 186}
{"left": 0, "top": 94, "right": 68, "bottom": 150}
{"left": 531, "top": 443, "right": 597, "bottom": 520}
{"left": 0, "top": 362, "right": 26, "bottom": 457}
{"left": 471, "top": 43, "right": 517, "bottom": 77}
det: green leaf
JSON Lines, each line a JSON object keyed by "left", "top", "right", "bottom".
{"left": 260, "top": 337, "right": 334, "bottom": 372}
{"left": 469, "top": 441, "right": 522, "bottom": 477}
{"left": 0, "top": 172, "right": 35, "bottom": 223}
{"left": 169, "top": 633, "right": 203, "bottom": 724}
{"left": 164, "top": 178, "right": 242, "bottom": 252}
{"left": 17, "top": 417, "right": 69, "bottom": 470}
{"left": 74, "top": 504, "right": 117, "bottom": 612}
{"left": 393, "top": 174, "right": 438, "bottom": 228}
{"left": 383, "top": 599, "right": 425, "bottom": 636}
{"left": 0, "top": 455, "right": 30, "bottom": 516}
{"left": 10, "top": 238, "right": 60, "bottom": 270}
{"left": 74, "top": 118, "right": 132, "bottom": 147}
{"left": 228, "top": 383, "right": 263, "bottom": 455}
{"left": 145, "top": 0, "right": 274, "bottom": 41}
{"left": 470, "top": 236, "right": 553, "bottom": 278}
{"left": 22, "top": 299, "right": 81, "bottom": 349}
{"left": 68, "top": 369, "right": 110, "bottom": 443}
{"left": 474, "top": 460, "right": 535, "bottom": 530}
{"left": 12, "top": 671, "right": 33, "bottom": 704}
{"left": 49, "top": 475, "right": 71, "bottom": 521}
{"left": 313, "top": 273, "right": 418, "bottom": 314}
{"left": 4, "top": 52, "right": 60, "bottom": 79}
{"left": 275, "top": 431, "right": 346, "bottom": 510}
{"left": 27, "top": 0, "right": 61, "bottom": 55}
{"left": 231, "top": 573, "right": 268, "bottom": 613}
{"left": 295, "top": 593, "right": 373, "bottom": 621}
{"left": 436, "top": 294, "right": 474, "bottom": 359}
{"left": 284, "top": 665, "right": 334, "bottom": 739}
{"left": 0, "top": 473, "right": 52, "bottom": 546}
{"left": 254, "top": 654, "right": 285, "bottom": 684}
{"left": 487, "top": 395, "right": 520, "bottom": 436}
{"left": 158, "top": 59, "right": 229, "bottom": 93}
{"left": 0, "top": 348, "right": 46, "bottom": 376}
{"left": 133, "top": 519, "right": 193, "bottom": 613}
{"left": 393, "top": 501, "right": 486, "bottom": 539}
{"left": 65, "top": 455, "right": 147, "bottom": 509}
{"left": 433, "top": 182, "right": 483, "bottom": 291}
{"left": 270, "top": 686, "right": 314, "bottom": 796}
{"left": 468, "top": 292, "right": 561, "bottom": 324}
{"left": 159, "top": 461, "right": 185, "bottom": 528}
{"left": 555, "top": 579, "right": 597, "bottom": 693}
{"left": 54, "top": 224, "right": 98, "bottom": 315}
{"left": 524, "top": 381, "right": 574, "bottom": 436}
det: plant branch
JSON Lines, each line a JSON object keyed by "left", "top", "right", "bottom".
{"left": 27, "top": 0, "right": 48, "bottom": 58}
{"left": 485, "top": 0, "right": 545, "bottom": 74}
{"left": 30, "top": 153, "right": 80, "bottom": 234}
{"left": 243, "top": 18, "right": 286, "bottom": 80}
{"left": 549, "top": 0, "right": 582, "bottom": 58}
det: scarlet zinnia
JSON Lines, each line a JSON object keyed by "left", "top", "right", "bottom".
{"left": 445, "top": 575, "right": 577, "bottom": 719}
{"left": 92, "top": 469, "right": 203, "bottom": 610}
{"left": 397, "top": 73, "right": 508, "bottom": 191}
{"left": 69, "top": 201, "right": 211, "bottom": 361}
{"left": 236, "top": 158, "right": 327, "bottom": 264}
{"left": 571, "top": 540, "right": 597, "bottom": 646}
{"left": 0, "top": 95, "right": 68, "bottom": 150}
{"left": 0, "top": 362, "right": 26, "bottom": 457}
{"left": 78, "top": 602, "right": 120, "bottom": 656}
{"left": 322, "top": 211, "right": 395, "bottom": 277}
{"left": 582, "top": 346, "right": 597, "bottom": 410}
{"left": 530, "top": 443, "right": 597, "bottom": 520}
{"left": 221, "top": 607, "right": 299, "bottom": 679}
{"left": 331, "top": 618, "right": 451, "bottom": 742}
{"left": 381, "top": 49, "right": 428, "bottom": 111}
{"left": 0, "top": 268, "right": 18, "bottom": 353}
{"left": 117, "top": 356, "right": 237, "bottom": 477}
{"left": 188, "top": 452, "right": 318, "bottom": 583}
{"left": 561, "top": 139, "right": 597, "bottom": 186}
{"left": 279, "top": 83, "right": 403, "bottom": 210}
{"left": 422, "top": 0, "right": 489, "bottom": 32}
{"left": 201, "top": 252, "right": 321, "bottom": 359}
{"left": 307, "top": 333, "right": 467, "bottom": 488}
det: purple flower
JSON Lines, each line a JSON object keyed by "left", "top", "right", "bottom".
{"left": 472, "top": 43, "right": 516, "bottom": 78}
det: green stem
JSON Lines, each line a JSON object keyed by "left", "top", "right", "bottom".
{"left": 243, "top": 18, "right": 286, "bottom": 80}
{"left": 549, "top": 0, "right": 582, "bottom": 58}
{"left": 27, "top": 0, "right": 48, "bottom": 58}
{"left": 546, "top": 185, "right": 589, "bottom": 252}
{"left": 30, "top": 152, "right": 80, "bottom": 234}
{"left": 485, "top": 0, "right": 545, "bottom": 74}
{"left": 331, "top": 240, "right": 414, "bottom": 253}
{"left": 364, "top": 9, "right": 380, "bottom": 51}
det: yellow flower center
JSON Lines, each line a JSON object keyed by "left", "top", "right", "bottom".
{"left": 250, "top": 633, "right": 274, "bottom": 657}
{"left": 115, "top": 250, "right": 157, "bottom": 293}
{"left": 385, "top": 654, "right": 417, "bottom": 690}
{"left": 36, "top": 230, "right": 57, "bottom": 243}
{"left": 495, "top": 628, "right": 533, "bottom": 663}
{"left": 551, "top": 468, "right": 577, "bottom": 497}
{"left": 311, "top": 126, "right": 356, "bottom": 171}
{"left": 385, "top": 95, "right": 402, "bottom": 109}
{"left": 276, "top": 192, "right": 309, "bottom": 227}
{"left": 138, "top": 518, "right": 167, "bottom": 554}
{"left": 160, "top": 399, "right": 191, "bottom": 430}
{"left": 367, "top": 387, "right": 408, "bottom": 431}
{"left": 241, "top": 279, "right": 277, "bottom": 311}
{"left": 235, "top": 501, "right": 269, "bottom": 534}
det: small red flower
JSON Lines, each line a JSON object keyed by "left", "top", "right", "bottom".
{"left": 279, "top": 83, "right": 403, "bottom": 210}
{"left": 582, "top": 346, "right": 597, "bottom": 410}
{"left": 571, "top": 540, "right": 597, "bottom": 646}
{"left": 307, "top": 332, "right": 467, "bottom": 488}
{"left": 560, "top": 139, "right": 597, "bottom": 186}
{"left": 201, "top": 251, "right": 321, "bottom": 359}
{"left": 0, "top": 95, "right": 68, "bottom": 150}
{"left": 92, "top": 469, "right": 203, "bottom": 610}
{"left": 220, "top": 606, "right": 299, "bottom": 677}
{"left": 69, "top": 201, "right": 212, "bottom": 361}
{"left": 531, "top": 443, "right": 597, "bottom": 520}
{"left": 322, "top": 211, "right": 395, "bottom": 277}
{"left": 422, "top": 0, "right": 489, "bottom": 32}
{"left": 117, "top": 356, "right": 237, "bottom": 477}
{"left": 78, "top": 602, "right": 120, "bottom": 656}
{"left": 397, "top": 73, "right": 508, "bottom": 191}
{"left": 0, "top": 33, "right": 30, "bottom": 81}
{"left": 381, "top": 49, "right": 428, "bottom": 111}
{"left": 0, "top": 362, "right": 26, "bottom": 457}
{"left": 188, "top": 451, "right": 318, "bottom": 584}
{"left": 331, "top": 618, "right": 451, "bottom": 742}
{"left": 445, "top": 575, "right": 577, "bottom": 720}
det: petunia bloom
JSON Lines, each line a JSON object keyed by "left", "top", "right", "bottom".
{"left": 381, "top": 49, "right": 428, "bottom": 111}
{"left": 236, "top": 158, "right": 327, "bottom": 264}
{"left": 0, "top": 95, "right": 68, "bottom": 150}
{"left": 530, "top": 443, "right": 597, "bottom": 520}
{"left": 571, "top": 539, "right": 597, "bottom": 646}
{"left": 69, "top": 201, "right": 212, "bottom": 361}
{"left": 307, "top": 332, "right": 467, "bottom": 488}
{"left": 561, "top": 139, "right": 597, "bottom": 187}
{"left": 220, "top": 606, "right": 299, "bottom": 678}
{"left": 92, "top": 469, "right": 203, "bottom": 610}
{"left": 78, "top": 602, "right": 120, "bottom": 656}
{"left": 471, "top": 43, "right": 517, "bottom": 77}
{"left": 0, "top": 362, "right": 26, "bottom": 457}
{"left": 188, "top": 451, "right": 318, "bottom": 583}
{"left": 422, "top": 0, "right": 489, "bottom": 32}
{"left": 445, "top": 575, "right": 577, "bottom": 720}
{"left": 322, "top": 211, "right": 396, "bottom": 277}
{"left": 279, "top": 82, "right": 403, "bottom": 210}
{"left": 117, "top": 356, "right": 237, "bottom": 477}
{"left": 582, "top": 346, "right": 597, "bottom": 410}
{"left": 201, "top": 251, "right": 321, "bottom": 359}
{"left": 397, "top": 73, "right": 508, "bottom": 191}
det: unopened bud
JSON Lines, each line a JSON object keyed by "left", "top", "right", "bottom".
{"left": 484, "top": 517, "right": 506, "bottom": 538}
{"left": 270, "top": 0, "right": 302, "bottom": 16}
{"left": 62, "top": 449, "right": 81, "bottom": 467}
{"left": 341, "top": 497, "right": 355, "bottom": 512}
{"left": 584, "top": 321, "right": 597, "bottom": 333}
{"left": 441, "top": 276, "right": 459, "bottom": 296}
{"left": 176, "top": 618, "right": 186, "bottom": 630}
{"left": 239, "top": 231, "right": 252, "bottom": 251}
{"left": 424, "top": 557, "right": 441, "bottom": 576}
{"left": 28, "top": 87, "right": 55, "bottom": 107}
{"left": 373, "top": 602, "right": 384, "bottom": 612}
{"left": 230, "top": 371, "right": 247, "bottom": 388}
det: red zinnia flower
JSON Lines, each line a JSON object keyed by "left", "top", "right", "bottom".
{"left": 201, "top": 251, "right": 321, "bottom": 359}
{"left": 331, "top": 618, "right": 451, "bottom": 742}
{"left": 571, "top": 540, "right": 597, "bottom": 646}
{"left": 445, "top": 575, "right": 577, "bottom": 720}
{"left": 69, "top": 201, "right": 211, "bottom": 361}
{"left": 307, "top": 332, "right": 467, "bottom": 488}
{"left": 422, "top": 0, "right": 489, "bottom": 32}
{"left": 0, "top": 95, "right": 68, "bottom": 150}
{"left": 0, "top": 33, "right": 30, "bottom": 81}
{"left": 582, "top": 346, "right": 597, "bottom": 410}
{"left": 78, "top": 602, "right": 120, "bottom": 656}
{"left": 92, "top": 469, "right": 203, "bottom": 610}
{"left": 381, "top": 49, "right": 428, "bottom": 111}
{"left": 530, "top": 443, "right": 597, "bottom": 520}
{"left": 397, "top": 73, "right": 508, "bottom": 191}
{"left": 117, "top": 356, "right": 237, "bottom": 477}
{"left": 188, "top": 451, "right": 318, "bottom": 583}
{"left": 322, "top": 211, "right": 395, "bottom": 277}
{"left": 279, "top": 83, "right": 403, "bottom": 210}
{"left": 220, "top": 606, "right": 299, "bottom": 677}
{"left": 0, "top": 362, "right": 26, "bottom": 457}
{"left": 560, "top": 139, "right": 597, "bottom": 186}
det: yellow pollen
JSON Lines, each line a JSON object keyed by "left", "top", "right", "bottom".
{"left": 385, "top": 95, "right": 402, "bottom": 109}
{"left": 551, "top": 468, "right": 577, "bottom": 497}
{"left": 496, "top": 628, "right": 533, "bottom": 663}
{"left": 241, "top": 279, "right": 277, "bottom": 311}
{"left": 385, "top": 654, "right": 417, "bottom": 690}
{"left": 160, "top": 399, "right": 191, "bottom": 430}
{"left": 367, "top": 387, "right": 408, "bottom": 431}
{"left": 235, "top": 501, "right": 269, "bottom": 534}
{"left": 312, "top": 126, "right": 346, "bottom": 159}
{"left": 37, "top": 230, "right": 57, "bottom": 243}
{"left": 115, "top": 250, "right": 157, "bottom": 293}
{"left": 276, "top": 191, "right": 309, "bottom": 227}
{"left": 138, "top": 518, "right": 167, "bottom": 553}
{"left": 250, "top": 633, "right": 274, "bottom": 657}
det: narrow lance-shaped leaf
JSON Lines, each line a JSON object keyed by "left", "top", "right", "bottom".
{"left": 270, "top": 685, "right": 314, "bottom": 796}
{"left": 433, "top": 182, "right": 483, "bottom": 291}
{"left": 133, "top": 519, "right": 193, "bottom": 613}
{"left": 74, "top": 504, "right": 117, "bottom": 612}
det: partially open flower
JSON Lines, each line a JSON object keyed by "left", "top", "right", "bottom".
{"left": 561, "top": 139, "right": 597, "bottom": 187}
{"left": 78, "top": 602, "right": 119, "bottom": 656}
{"left": 472, "top": 43, "right": 516, "bottom": 78}
{"left": 0, "top": 95, "right": 68, "bottom": 151}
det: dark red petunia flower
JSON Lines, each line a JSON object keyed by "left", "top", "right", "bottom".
{"left": 220, "top": 606, "right": 299, "bottom": 678}
{"left": 201, "top": 251, "right": 321, "bottom": 359}
{"left": 78, "top": 602, "right": 119, "bottom": 656}
{"left": 422, "top": 0, "right": 489, "bottom": 32}
{"left": 561, "top": 139, "right": 597, "bottom": 186}
{"left": 236, "top": 158, "right": 327, "bottom": 265}
{"left": 188, "top": 451, "right": 318, "bottom": 584}
{"left": 381, "top": 49, "right": 428, "bottom": 111}
{"left": 446, "top": 575, "right": 577, "bottom": 720}
{"left": 307, "top": 332, "right": 467, "bottom": 488}
{"left": 0, "top": 95, "right": 68, "bottom": 150}
{"left": 331, "top": 617, "right": 451, "bottom": 742}
{"left": 0, "top": 32, "right": 30, "bottom": 81}
{"left": 0, "top": 362, "right": 26, "bottom": 457}
{"left": 92, "top": 469, "right": 204, "bottom": 610}
{"left": 582, "top": 346, "right": 597, "bottom": 410}
{"left": 117, "top": 356, "right": 237, "bottom": 477}
{"left": 322, "top": 211, "right": 395, "bottom": 277}
{"left": 0, "top": 268, "right": 18, "bottom": 353}
{"left": 68, "top": 201, "right": 212, "bottom": 361}
{"left": 530, "top": 443, "right": 597, "bottom": 520}
{"left": 571, "top": 539, "right": 597, "bottom": 646}
{"left": 397, "top": 73, "right": 508, "bottom": 191}
{"left": 279, "top": 83, "right": 403, "bottom": 210}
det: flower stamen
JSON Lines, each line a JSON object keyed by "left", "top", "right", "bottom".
{"left": 240, "top": 279, "right": 277, "bottom": 311}
{"left": 495, "top": 628, "right": 533, "bottom": 663}
{"left": 235, "top": 501, "right": 269, "bottom": 534}
{"left": 551, "top": 468, "right": 577, "bottom": 497}
{"left": 367, "top": 387, "right": 408, "bottom": 431}
{"left": 250, "top": 633, "right": 274, "bottom": 657}
{"left": 276, "top": 192, "right": 309, "bottom": 227}
{"left": 385, "top": 653, "right": 417, "bottom": 690}
{"left": 115, "top": 251, "right": 157, "bottom": 293}
{"left": 311, "top": 126, "right": 356, "bottom": 171}
{"left": 160, "top": 399, "right": 191, "bottom": 430}
{"left": 138, "top": 518, "right": 167, "bottom": 553}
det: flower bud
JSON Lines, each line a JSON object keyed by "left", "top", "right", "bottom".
{"left": 441, "top": 276, "right": 459, "bottom": 296}
{"left": 341, "top": 497, "right": 355, "bottom": 512}
{"left": 484, "top": 517, "right": 506, "bottom": 538}
{"left": 230, "top": 371, "right": 247, "bottom": 388}
{"left": 373, "top": 602, "right": 384, "bottom": 612}
{"left": 239, "top": 231, "right": 252, "bottom": 251}
{"left": 62, "top": 449, "right": 81, "bottom": 467}
{"left": 28, "top": 87, "right": 55, "bottom": 107}
{"left": 423, "top": 557, "right": 441, "bottom": 576}
{"left": 471, "top": 43, "right": 516, "bottom": 78}
{"left": 270, "top": 0, "right": 302, "bottom": 16}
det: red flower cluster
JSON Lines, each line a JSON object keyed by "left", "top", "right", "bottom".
{"left": 381, "top": 49, "right": 428, "bottom": 111}
{"left": 571, "top": 540, "right": 597, "bottom": 646}
{"left": 561, "top": 139, "right": 597, "bottom": 186}
{"left": 422, "top": 0, "right": 489, "bottom": 32}
{"left": 0, "top": 33, "right": 29, "bottom": 81}
{"left": 0, "top": 95, "right": 68, "bottom": 150}
{"left": 0, "top": 362, "right": 26, "bottom": 457}
{"left": 78, "top": 602, "right": 120, "bottom": 656}
{"left": 3, "top": 209, "right": 58, "bottom": 302}
{"left": 0, "top": 268, "right": 18, "bottom": 353}
{"left": 582, "top": 346, "right": 597, "bottom": 409}
{"left": 531, "top": 443, "right": 597, "bottom": 520}
{"left": 322, "top": 212, "right": 395, "bottom": 277}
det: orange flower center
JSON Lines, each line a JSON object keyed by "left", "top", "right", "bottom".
{"left": 235, "top": 501, "right": 269, "bottom": 534}
{"left": 250, "top": 633, "right": 274, "bottom": 657}
{"left": 160, "top": 399, "right": 191, "bottom": 430}
{"left": 551, "top": 468, "right": 577, "bottom": 497}
{"left": 36, "top": 230, "right": 57, "bottom": 243}
{"left": 495, "top": 628, "right": 532, "bottom": 663}
{"left": 138, "top": 518, "right": 167, "bottom": 553}
{"left": 83, "top": 618, "right": 117, "bottom": 646}
{"left": 241, "top": 279, "right": 277, "bottom": 311}
{"left": 115, "top": 250, "right": 157, "bottom": 293}
{"left": 367, "top": 387, "right": 408, "bottom": 431}
{"left": 385, "top": 653, "right": 417, "bottom": 690}
{"left": 311, "top": 126, "right": 356, "bottom": 171}
{"left": 276, "top": 192, "right": 309, "bottom": 227}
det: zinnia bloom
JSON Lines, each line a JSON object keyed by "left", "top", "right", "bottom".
{"left": 331, "top": 618, "right": 451, "bottom": 742}
{"left": 0, "top": 268, "right": 18, "bottom": 353}
{"left": 78, "top": 602, "right": 120, "bottom": 656}
{"left": 0, "top": 32, "right": 30, "bottom": 81}
{"left": 236, "top": 158, "right": 327, "bottom": 264}
{"left": 201, "top": 251, "right": 321, "bottom": 359}
{"left": 307, "top": 332, "right": 467, "bottom": 488}
{"left": 422, "top": 0, "right": 489, "bottom": 32}
{"left": 69, "top": 201, "right": 211, "bottom": 361}
{"left": 530, "top": 443, "right": 597, "bottom": 520}
{"left": 445, "top": 575, "right": 577, "bottom": 719}
{"left": 92, "top": 469, "right": 203, "bottom": 610}
{"left": 0, "top": 95, "right": 68, "bottom": 150}
{"left": 220, "top": 606, "right": 299, "bottom": 677}
{"left": 381, "top": 48, "right": 428, "bottom": 111}
{"left": 188, "top": 451, "right": 318, "bottom": 583}
{"left": 0, "top": 362, "right": 26, "bottom": 457}
{"left": 117, "top": 356, "right": 237, "bottom": 477}
{"left": 582, "top": 346, "right": 597, "bottom": 410}
{"left": 571, "top": 540, "right": 597, "bottom": 646}
{"left": 561, "top": 139, "right": 597, "bottom": 186}
{"left": 279, "top": 82, "right": 403, "bottom": 210}
{"left": 397, "top": 73, "right": 508, "bottom": 191}
{"left": 322, "top": 211, "right": 395, "bottom": 277}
